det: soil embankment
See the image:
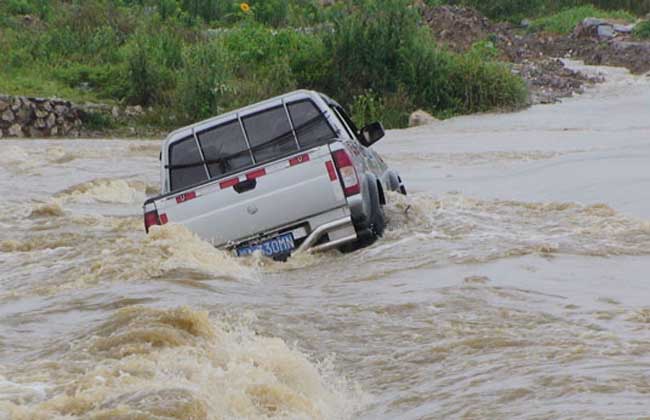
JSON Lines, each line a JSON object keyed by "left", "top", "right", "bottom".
{"left": 422, "top": 5, "right": 650, "bottom": 104}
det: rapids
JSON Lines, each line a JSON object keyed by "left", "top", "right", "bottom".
{"left": 1, "top": 62, "right": 649, "bottom": 419}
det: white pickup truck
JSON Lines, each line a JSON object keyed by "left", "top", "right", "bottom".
{"left": 143, "top": 90, "right": 407, "bottom": 260}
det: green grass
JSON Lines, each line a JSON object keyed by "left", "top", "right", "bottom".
{"left": 634, "top": 20, "right": 650, "bottom": 39}
{"left": 530, "top": 5, "right": 635, "bottom": 34}
{"left": 0, "top": 67, "right": 111, "bottom": 104}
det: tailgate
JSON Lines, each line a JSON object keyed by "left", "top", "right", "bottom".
{"left": 154, "top": 144, "right": 346, "bottom": 245}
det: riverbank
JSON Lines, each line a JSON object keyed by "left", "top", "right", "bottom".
{"left": 1, "top": 1, "right": 649, "bottom": 139}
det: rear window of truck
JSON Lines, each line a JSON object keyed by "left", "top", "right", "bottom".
{"left": 197, "top": 120, "right": 253, "bottom": 179}
{"left": 242, "top": 106, "right": 298, "bottom": 163}
{"left": 168, "top": 99, "right": 335, "bottom": 192}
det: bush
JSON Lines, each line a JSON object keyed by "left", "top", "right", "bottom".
{"left": 176, "top": 41, "right": 234, "bottom": 121}
{"left": 530, "top": 5, "right": 635, "bottom": 34}
{"left": 323, "top": 0, "right": 527, "bottom": 120}
{"left": 634, "top": 20, "right": 650, "bottom": 39}
{"left": 123, "top": 37, "right": 171, "bottom": 105}
{"left": 81, "top": 111, "right": 114, "bottom": 130}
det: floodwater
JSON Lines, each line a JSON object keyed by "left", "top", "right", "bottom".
{"left": 1, "top": 62, "right": 650, "bottom": 419}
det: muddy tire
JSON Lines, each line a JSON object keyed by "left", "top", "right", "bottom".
{"left": 339, "top": 186, "right": 384, "bottom": 253}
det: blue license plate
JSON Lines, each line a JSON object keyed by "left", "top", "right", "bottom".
{"left": 236, "top": 233, "right": 295, "bottom": 257}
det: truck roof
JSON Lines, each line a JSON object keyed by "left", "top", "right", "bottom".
{"left": 163, "top": 89, "right": 337, "bottom": 149}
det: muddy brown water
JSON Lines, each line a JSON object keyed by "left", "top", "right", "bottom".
{"left": 1, "top": 63, "right": 650, "bottom": 419}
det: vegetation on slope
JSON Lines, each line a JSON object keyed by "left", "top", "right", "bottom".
{"left": 0, "top": 0, "right": 529, "bottom": 129}
{"left": 1, "top": 0, "right": 647, "bottom": 131}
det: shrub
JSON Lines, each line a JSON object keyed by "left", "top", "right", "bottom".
{"left": 81, "top": 111, "right": 115, "bottom": 130}
{"left": 176, "top": 41, "right": 235, "bottom": 121}
{"left": 634, "top": 20, "right": 650, "bottom": 39}
{"left": 323, "top": 0, "right": 527, "bottom": 120}
{"left": 123, "top": 37, "right": 172, "bottom": 105}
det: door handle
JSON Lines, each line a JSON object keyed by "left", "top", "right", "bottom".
{"left": 234, "top": 179, "right": 257, "bottom": 193}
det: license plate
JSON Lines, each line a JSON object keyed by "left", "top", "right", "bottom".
{"left": 236, "top": 233, "right": 295, "bottom": 257}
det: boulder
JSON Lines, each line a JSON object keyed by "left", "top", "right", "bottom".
{"left": 1, "top": 109, "right": 15, "bottom": 123}
{"left": 409, "top": 110, "right": 438, "bottom": 127}
{"left": 597, "top": 24, "right": 615, "bottom": 39}
{"left": 11, "top": 97, "right": 22, "bottom": 111}
{"left": 125, "top": 105, "right": 144, "bottom": 117}
{"left": 8, "top": 124, "right": 24, "bottom": 137}
{"left": 34, "top": 118, "right": 47, "bottom": 129}
{"left": 54, "top": 105, "right": 68, "bottom": 116}
{"left": 15, "top": 107, "right": 33, "bottom": 123}
{"left": 46, "top": 113, "right": 56, "bottom": 128}
{"left": 35, "top": 109, "right": 48, "bottom": 119}
{"left": 29, "top": 127, "right": 46, "bottom": 137}
{"left": 0, "top": 99, "right": 8, "bottom": 112}
{"left": 614, "top": 24, "right": 635, "bottom": 34}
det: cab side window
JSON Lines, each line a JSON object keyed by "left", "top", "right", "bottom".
{"left": 287, "top": 100, "right": 336, "bottom": 149}
{"left": 169, "top": 136, "right": 208, "bottom": 192}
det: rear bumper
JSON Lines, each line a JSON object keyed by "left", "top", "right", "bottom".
{"left": 226, "top": 207, "right": 357, "bottom": 255}
{"left": 296, "top": 216, "right": 356, "bottom": 253}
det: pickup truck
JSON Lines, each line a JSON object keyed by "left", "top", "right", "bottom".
{"left": 143, "top": 90, "right": 407, "bottom": 260}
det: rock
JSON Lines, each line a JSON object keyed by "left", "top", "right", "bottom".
{"left": 54, "top": 105, "right": 68, "bottom": 116}
{"left": 1, "top": 109, "right": 15, "bottom": 123}
{"left": 35, "top": 118, "right": 47, "bottom": 129}
{"left": 11, "top": 97, "right": 22, "bottom": 111}
{"left": 8, "top": 124, "right": 24, "bottom": 137}
{"left": 35, "top": 109, "right": 48, "bottom": 119}
{"left": 125, "top": 105, "right": 144, "bottom": 117}
{"left": 112, "top": 106, "right": 120, "bottom": 118}
{"left": 29, "top": 127, "right": 46, "bottom": 137}
{"left": 0, "top": 129, "right": 3, "bottom": 138}
{"left": 46, "top": 113, "right": 56, "bottom": 128}
{"left": 521, "top": 19, "right": 530, "bottom": 28}
{"left": 614, "top": 24, "right": 635, "bottom": 34}
{"left": 43, "top": 101, "right": 52, "bottom": 112}
{"left": 409, "top": 110, "right": 438, "bottom": 127}
{"left": 597, "top": 24, "right": 615, "bottom": 39}
{"left": 15, "top": 107, "right": 33, "bottom": 123}
{"left": 0, "top": 100, "right": 8, "bottom": 112}
{"left": 50, "top": 126, "right": 58, "bottom": 136}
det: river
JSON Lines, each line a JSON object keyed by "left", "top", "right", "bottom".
{"left": 1, "top": 62, "right": 649, "bottom": 419}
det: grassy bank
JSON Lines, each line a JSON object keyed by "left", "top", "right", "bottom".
{"left": 530, "top": 5, "right": 635, "bottom": 33}
{"left": 0, "top": 0, "right": 527, "bottom": 130}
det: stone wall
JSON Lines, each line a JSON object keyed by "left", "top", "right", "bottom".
{"left": 0, "top": 95, "right": 84, "bottom": 138}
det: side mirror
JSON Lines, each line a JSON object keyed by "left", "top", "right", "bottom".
{"left": 360, "top": 122, "right": 385, "bottom": 146}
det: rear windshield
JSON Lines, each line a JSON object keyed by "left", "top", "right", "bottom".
{"left": 197, "top": 120, "right": 253, "bottom": 179}
{"left": 242, "top": 106, "right": 298, "bottom": 163}
{"left": 168, "top": 98, "right": 335, "bottom": 192}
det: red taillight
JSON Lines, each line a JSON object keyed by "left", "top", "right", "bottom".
{"left": 331, "top": 149, "right": 360, "bottom": 196}
{"left": 144, "top": 210, "right": 160, "bottom": 233}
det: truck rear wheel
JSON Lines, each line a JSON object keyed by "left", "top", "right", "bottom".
{"left": 339, "top": 186, "right": 384, "bottom": 253}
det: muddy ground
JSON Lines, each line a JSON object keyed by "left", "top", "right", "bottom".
{"left": 422, "top": 5, "right": 650, "bottom": 104}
